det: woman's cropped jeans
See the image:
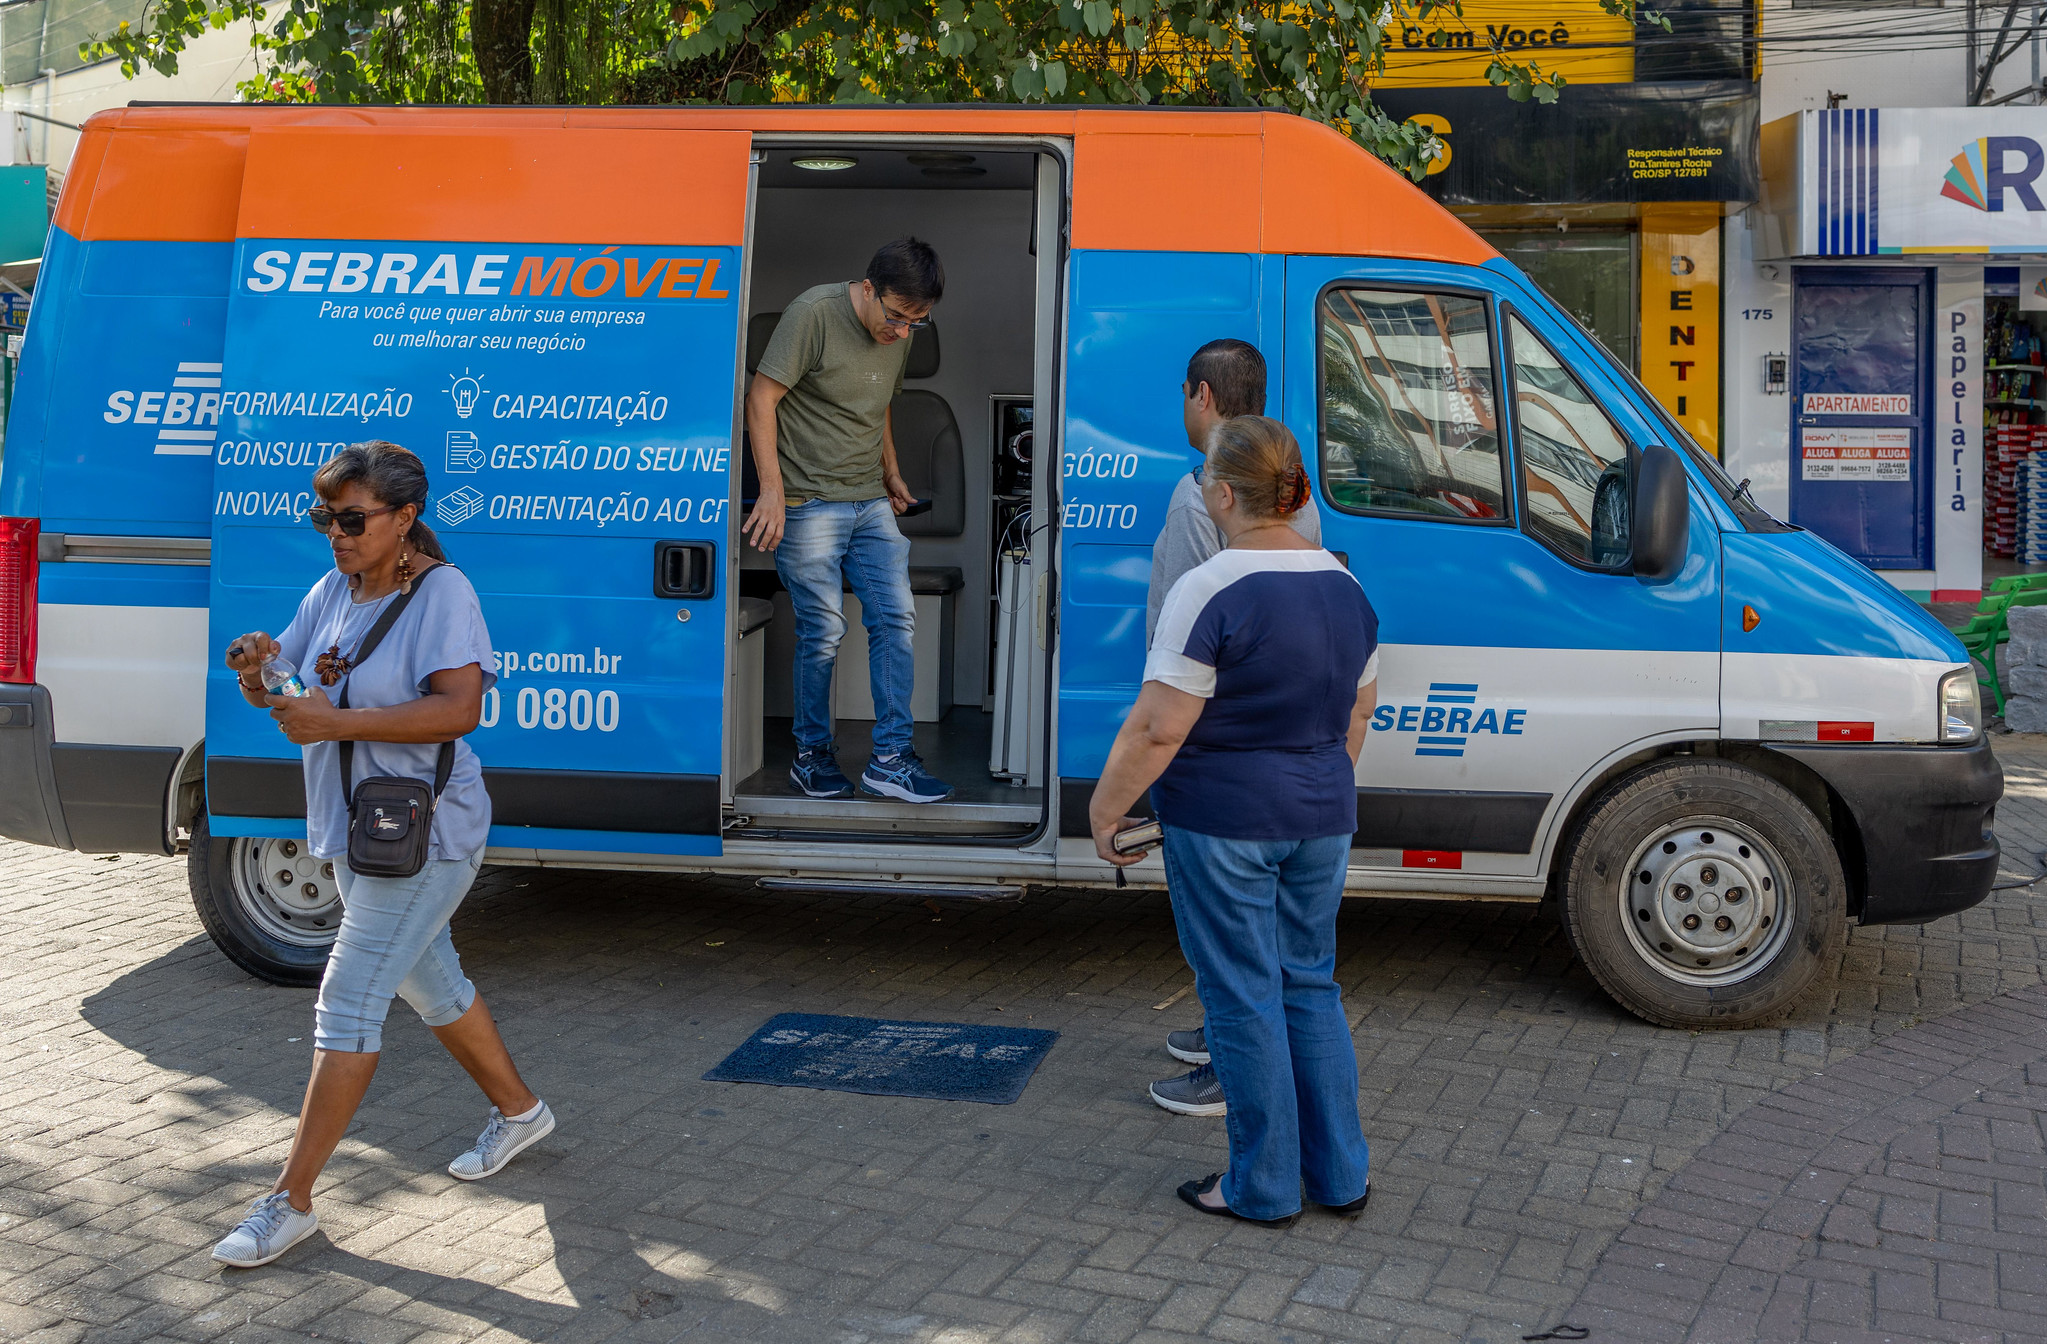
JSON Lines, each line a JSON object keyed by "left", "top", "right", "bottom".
{"left": 1162, "top": 826, "right": 1371, "bottom": 1220}
{"left": 313, "top": 850, "right": 483, "bottom": 1054}
{"left": 774, "top": 496, "right": 917, "bottom": 757}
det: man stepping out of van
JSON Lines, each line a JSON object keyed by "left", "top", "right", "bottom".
{"left": 744, "top": 238, "right": 954, "bottom": 804}
{"left": 1145, "top": 340, "right": 1322, "bottom": 1119}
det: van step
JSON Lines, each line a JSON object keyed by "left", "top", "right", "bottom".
{"left": 731, "top": 791, "right": 1041, "bottom": 827}
{"left": 756, "top": 877, "right": 1024, "bottom": 901}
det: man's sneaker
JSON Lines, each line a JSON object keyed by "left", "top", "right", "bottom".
{"left": 448, "top": 1101, "right": 555, "bottom": 1181}
{"left": 790, "top": 746, "right": 855, "bottom": 799}
{"left": 211, "top": 1192, "right": 318, "bottom": 1268}
{"left": 1150, "top": 1062, "right": 1226, "bottom": 1117}
{"left": 860, "top": 750, "right": 954, "bottom": 803}
{"left": 1166, "top": 1025, "right": 1209, "bottom": 1065}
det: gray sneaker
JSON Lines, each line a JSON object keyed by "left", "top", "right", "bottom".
{"left": 211, "top": 1191, "right": 318, "bottom": 1268}
{"left": 1166, "top": 1025, "right": 1209, "bottom": 1064}
{"left": 1150, "top": 1062, "right": 1226, "bottom": 1116}
{"left": 448, "top": 1101, "right": 555, "bottom": 1181}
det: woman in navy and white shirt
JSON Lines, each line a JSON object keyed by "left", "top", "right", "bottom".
{"left": 1090, "top": 415, "right": 1378, "bottom": 1226}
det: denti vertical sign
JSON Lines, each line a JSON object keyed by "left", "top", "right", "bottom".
{"left": 1639, "top": 205, "right": 1723, "bottom": 458}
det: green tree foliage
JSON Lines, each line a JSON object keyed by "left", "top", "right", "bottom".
{"left": 84, "top": 0, "right": 1661, "bottom": 178}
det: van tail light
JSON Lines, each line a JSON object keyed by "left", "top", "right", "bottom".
{"left": 0, "top": 517, "right": 39, "bottom": 684}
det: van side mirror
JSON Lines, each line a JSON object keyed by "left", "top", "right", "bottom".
{"left": 1632, "top": 444, "right": 1690, "bottom": 581}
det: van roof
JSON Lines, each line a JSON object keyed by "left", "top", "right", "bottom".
{"left": 59, "top": 104, "right": 1496, "bottom": 264}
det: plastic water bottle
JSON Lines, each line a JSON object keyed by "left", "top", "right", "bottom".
{"left": 260, "top": 654, "right": 311, "bottom": 698}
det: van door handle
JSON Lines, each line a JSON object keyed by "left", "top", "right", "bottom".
{"left": 653, "top": 540, "right": 717, "bottom": 599}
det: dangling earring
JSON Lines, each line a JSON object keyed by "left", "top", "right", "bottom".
{"left": 396, "top": 545, "right": 414, "bottom": 593}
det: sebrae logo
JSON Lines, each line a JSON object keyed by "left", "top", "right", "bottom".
{"left": 102, "top": 361, "right": 224, "bottom": 456}
{"left": 1941, "top": 136, "right": 2046, "bottom": 212}
{"left": 1368, "top": 681, "right": 1528, "bottom": 759}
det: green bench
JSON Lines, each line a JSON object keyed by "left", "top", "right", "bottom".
{"left": 1957, "top": 573, "right": 2047, "bottom": 715}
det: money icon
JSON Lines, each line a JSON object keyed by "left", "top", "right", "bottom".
{"left": 437, "top": 485, "right": 485, "bottom": 527}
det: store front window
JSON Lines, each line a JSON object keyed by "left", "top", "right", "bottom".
{"left": 1483, "top": 231, "right": 1637, "bottom": 371}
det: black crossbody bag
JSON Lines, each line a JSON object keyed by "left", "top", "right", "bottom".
{"left": 335, "top": 565, "right": 457, "bottom": 879}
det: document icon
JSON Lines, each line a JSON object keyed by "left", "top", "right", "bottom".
{"left": 445, "top": 431, "right": 484, "bottom": 474}
{"left": 437, "top": 485, "right": 486, "bottom": 528}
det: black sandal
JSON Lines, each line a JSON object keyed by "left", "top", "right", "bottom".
{"left": 1323, "top": 1181, "right": 1370, "bottom": 1216}
{"left": 1175, "top": 1173, "right": 1298, "bottom": 1228}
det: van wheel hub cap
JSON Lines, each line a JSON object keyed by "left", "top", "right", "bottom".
{"left": 229, "top": 837, "right": 343, "bottom": 949}
{"left": 1619, "top": 817, "right": 1792, "bottom": 987}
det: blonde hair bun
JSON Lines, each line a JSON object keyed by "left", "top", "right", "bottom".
{"left": 1206, "top": 415, "right": 1309, "bottom": 520}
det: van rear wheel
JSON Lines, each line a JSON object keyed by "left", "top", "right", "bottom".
{"left": 1560, "top": 759, "right": 1845, "bottom": 1030}
{"left": 188, "top": 815, "right": 340, "bottom": 986}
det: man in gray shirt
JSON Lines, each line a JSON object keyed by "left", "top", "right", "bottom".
{"left": 1144, "top": 338, "right": 1323, "bottom": 1120}
{"left": 1145, "top": 339, "right": 1322, "bottom": 644}
{"left": 744, "top": 238, "right": 953, "bottom": 804}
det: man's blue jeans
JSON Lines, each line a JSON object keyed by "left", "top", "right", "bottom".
{"left": 1162, "top": 826, "right": 1370, "bottom": 1220}
{"left": 775, "top": 496, "right": 916, "bottom": 756}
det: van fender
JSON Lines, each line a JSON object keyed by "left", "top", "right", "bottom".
{"left": 1531, "top": 728, "right": 1732, "bottom": 887}
{"left": 1535, "top": 735, "right": 1875, "bottom": 912}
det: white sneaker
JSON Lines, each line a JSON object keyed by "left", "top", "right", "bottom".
{"left": 211, "top": 1192, "right": 318, "bottom": 1268}
{"left": 448, "top": 1101, "right": 555, "bottom": 1181}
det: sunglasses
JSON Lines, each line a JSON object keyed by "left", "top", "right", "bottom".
{"left": 306, "top": 504, "right": 399, "bottom": 536}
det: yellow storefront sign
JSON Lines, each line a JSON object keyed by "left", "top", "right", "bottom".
{"left": 1370, "top": 1, "right": 1635, "bottom": 88}
{"left": 1638, "top": 204, "right": 1722, "bottom": 459}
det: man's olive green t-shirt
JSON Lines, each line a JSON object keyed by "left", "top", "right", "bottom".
{"left": 756, "top": 283, "right": 909, "bottom": 502}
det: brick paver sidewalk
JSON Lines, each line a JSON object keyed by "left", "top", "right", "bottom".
{"left": 3, "top": 740, "right": 2047, "bottom": 1342}
{"left": 1565, "top": 984, "right": 2047, "bottom": 1344}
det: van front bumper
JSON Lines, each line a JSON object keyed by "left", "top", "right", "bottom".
{"left": 0, "top": 683, "right": 179, "bottom": 854}
{"left": 1769, "top": 737, "right": 2003, "bottom": 926}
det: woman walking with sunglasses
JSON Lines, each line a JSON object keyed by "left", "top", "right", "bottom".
{"left": 211, "top": 441, "right": 551, "bottom": 1268}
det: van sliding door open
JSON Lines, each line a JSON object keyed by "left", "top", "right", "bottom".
{"left": 203, "top": 126, "right": 750, "bottom": 859}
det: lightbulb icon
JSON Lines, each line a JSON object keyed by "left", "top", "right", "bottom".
{"left": 448, "top": 370, "right": 483, "bottom": 420}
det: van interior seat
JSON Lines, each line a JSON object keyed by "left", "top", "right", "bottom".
{"left": 887, "top": 390, "right": 965, "bottom": 538}
{"left": 737, "top": 595, "right": 775, "bottom": 635}
{"left": 741, "top": 312, "right": 963, "bottom": 539}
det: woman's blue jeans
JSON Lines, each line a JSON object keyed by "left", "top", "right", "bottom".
{"left": 1162, "top": 826, "right": 1370, "bottom": 1220}
{"left": 313, "top": 850, "right": 483, "bottom": 1053}
{"left": 774, "top": 497, "right": 916, "bottom": 757}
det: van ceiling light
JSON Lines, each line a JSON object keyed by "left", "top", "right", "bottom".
{"left": 792, "top": 155, "right": 859, "bottom": 171}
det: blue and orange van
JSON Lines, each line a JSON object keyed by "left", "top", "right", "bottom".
{"left": 0, "top": 104, "right": 2001, "bottom": 1028}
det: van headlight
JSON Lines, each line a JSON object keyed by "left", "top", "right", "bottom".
{"left": 1939, "top": 667, "right": 1982, "bottom": 743}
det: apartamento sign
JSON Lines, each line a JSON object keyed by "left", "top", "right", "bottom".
{"left": 1803, "top": 393, "right": 1912, "bottom": 415}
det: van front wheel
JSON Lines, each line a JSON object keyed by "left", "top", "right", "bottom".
{"left": 188, "top": 815, "right": 340, "bottom": 986}
{"left": 1560, "top": 759, "right": 1845, "bottom": 1029}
